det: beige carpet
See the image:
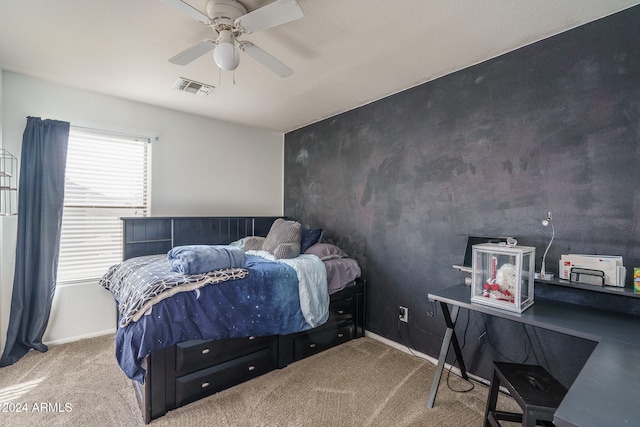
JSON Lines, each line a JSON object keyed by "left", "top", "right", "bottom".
{"left": 0, "top": 335, "right": 519, "bottom": 426}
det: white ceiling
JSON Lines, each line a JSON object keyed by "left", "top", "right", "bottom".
{"left": 1, "top": 0, "right": 638, "bottom": 133}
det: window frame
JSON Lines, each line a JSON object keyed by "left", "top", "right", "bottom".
{"left": 56, "top": 128, "right": 151, "bottom": 285}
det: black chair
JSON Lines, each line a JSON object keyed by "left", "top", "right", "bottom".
{"left": 484, "top": 362, "right": 568, "bottom": 427}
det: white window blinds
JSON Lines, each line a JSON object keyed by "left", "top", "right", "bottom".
{"left": 56, "top": 129, "right": 150, "bottom": 284}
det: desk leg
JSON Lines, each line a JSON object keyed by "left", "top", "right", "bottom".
{"left": 442, "top": 303, "right": 468, "bottom": 380}
{"left": 426, "top": 302, "right": 468, "bottom": 408}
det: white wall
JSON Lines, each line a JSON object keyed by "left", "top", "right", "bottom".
{"left": 0, "top": 71, "right": 284, "bottom": 350}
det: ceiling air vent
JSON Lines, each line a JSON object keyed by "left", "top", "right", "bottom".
{"left": 173, "top": 77, "right": 214, "bottom": 96}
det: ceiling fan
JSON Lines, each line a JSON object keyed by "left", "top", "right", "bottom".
{"left": 161, "top": 0, "right": 304, "bottom": 77}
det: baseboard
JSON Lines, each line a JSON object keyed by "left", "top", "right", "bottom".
{"left": 366, "top": 330, "right": 440, "bottom": 364}
{"left": 365, "top": 330, "right": 490, "bottom": 387}
{"left": 43, "top": 328, "right": 116, "bottom": 347}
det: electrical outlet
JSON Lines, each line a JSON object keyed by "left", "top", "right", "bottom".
{"left": 399, "top": 306, "right": 408, "bottom": 322}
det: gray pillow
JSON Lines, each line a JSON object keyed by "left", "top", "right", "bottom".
{"left": 272, "top": 242, "right": 301, "bottom": 260}
{"left": 242, "top": 236, "right": 266, "bottom": 251}
{"left": 262, "top": 218, "right": 302, "bottom": 259}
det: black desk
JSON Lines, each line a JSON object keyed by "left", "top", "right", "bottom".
{"left": 427, "top": 284, "right": 640, "bottom": 427}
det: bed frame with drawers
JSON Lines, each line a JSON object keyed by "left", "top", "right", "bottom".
{"left": 121, "top": 216, "right": 366, "bottom": 423}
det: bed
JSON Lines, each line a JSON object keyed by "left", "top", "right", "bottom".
{"left": 103, "top": 216, "right": 365, "bottom": 423}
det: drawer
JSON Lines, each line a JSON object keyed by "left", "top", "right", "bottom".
{"left": 294, "top": 322, "right": 353, "bottom": 360}
{"left": 175, "top": 335, "right": 275, "bottom": 376}
{"left": 175, "top": 348, "right": 276, "bottom": 407}
{"left": 329, "top": 297, "right": 354, "bottom": 320}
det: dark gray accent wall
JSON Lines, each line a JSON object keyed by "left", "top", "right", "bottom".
{"left": 284, "top": 6, "right": 640, "bottom": 386}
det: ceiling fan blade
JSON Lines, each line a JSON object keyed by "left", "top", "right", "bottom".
{"left": 236, "top": 0, "right": 303, "bottom": 33}
{"left": 169, "top": 40, "right": 216, "bottom": 65}
{"left": 159, "top": 0, "right": 211, "bottom": 23}
{"left": 240, "top": 42, "right": 293, "bottom": 77}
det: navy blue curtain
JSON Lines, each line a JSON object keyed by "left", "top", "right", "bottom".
{"left": 0, "top": 117, "right": 69, "bottom": 367}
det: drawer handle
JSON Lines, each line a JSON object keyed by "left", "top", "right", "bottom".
{"left": 337, "top": 333, "right": 344, "bottom": 338}
{"left": 338, "top": 310, "right": 344, "bottom": 314}
{"left": 201, "top": 382, "right": 210, "bottom": 388}
{"left": 248, "top": 365, "right": 256, "bottom": 371}
{"left": 201, "top": 348, "right": 210, "bottom": 355}
{"left": 309, "top": 343, "right": 316, "bottom": 348}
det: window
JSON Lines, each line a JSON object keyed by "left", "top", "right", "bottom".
{"left": 56, "top": 129, "right": 150, "bottom": 284}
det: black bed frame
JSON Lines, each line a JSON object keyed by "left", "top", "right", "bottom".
{"left": 121, "top": 216, "right": 366, "bottom": 423}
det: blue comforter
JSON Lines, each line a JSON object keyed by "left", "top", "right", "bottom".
{"left": 112, "top": 255, "right": 324, "bottom": 383}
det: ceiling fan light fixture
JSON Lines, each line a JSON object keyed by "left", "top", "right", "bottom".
{"left": 214, "top": 30, "right": 240, "bottom": 71}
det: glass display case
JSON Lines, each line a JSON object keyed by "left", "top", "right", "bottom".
{"left": 471, "top": 243, "right": 535, "bottom": 313}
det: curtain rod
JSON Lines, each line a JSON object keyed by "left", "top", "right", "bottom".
{"left": 70, "top": 125, "right": 158, "bottom": 142}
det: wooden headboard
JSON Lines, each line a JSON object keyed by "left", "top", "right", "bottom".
{"left": 121, "top": 216, "right": 280, "bottom": 260}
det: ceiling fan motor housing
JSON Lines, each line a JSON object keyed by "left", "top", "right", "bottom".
{"left": 207, "top": 0, "right": 248, "bottom": 28}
